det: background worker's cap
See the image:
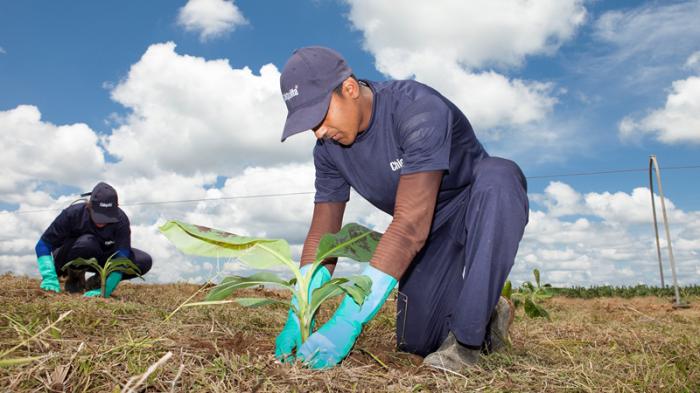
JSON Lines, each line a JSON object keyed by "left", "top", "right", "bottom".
{"left": 279, "top": 46, "right": 353, "bottom": 142}
{"left": 87, "top": 182, "right": 120, "bottom": 224}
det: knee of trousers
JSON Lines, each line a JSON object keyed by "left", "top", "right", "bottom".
{"left": 395, "top": 292, "right": 451, "bottom": 357}
{"left": 397, "top": 332, "right": 443, "bottom": 357}
{"left": 131, "top": 249, "right": 153, "bottom": 276}
{"left": 69, "top": 234, "right": 103, "bottom": 257}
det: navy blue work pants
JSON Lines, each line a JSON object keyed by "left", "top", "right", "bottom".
{"left": 53, "top": 234, "right": 152, "bottom": 280}
{"left": 396, "top": 157, "right": 529, "bottom": 356}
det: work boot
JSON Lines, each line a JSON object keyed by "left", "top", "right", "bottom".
{"left": 486, "top": 296, "right": 515, "bottom": 353}
{"left": 423, "top": 332, "right": 480, "bottom": 371}
{"left": 64, "top": 269, "right": 86, "bottom": 293}
{"left": 85, "top": 274, "right": 100, "bottom": 291}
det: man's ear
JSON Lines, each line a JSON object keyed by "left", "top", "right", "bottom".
{"left": 342, "top": 77, "right": 361, "bottom": 99}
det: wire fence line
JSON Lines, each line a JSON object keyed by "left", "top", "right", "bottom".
{"left": 526, "top": 164, "right": 700, "bottom": 179}
{"left": 2, "top": 164, "right": 699, "bottom": 216}
{"left": 525, "top": 165, "right": 700, "bottom": 180}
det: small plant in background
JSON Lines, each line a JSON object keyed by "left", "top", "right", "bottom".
{"left": 62, "top": 253, "right": 143, "bottom": 298}
{"left": 159, "top": 220, "right": 382, "bottom": 343}
{"left": 502, "top": 268, "right": 553, "bottom": 319}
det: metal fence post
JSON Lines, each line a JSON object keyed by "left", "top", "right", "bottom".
{"left": 648, "top": 155, "right": 687, "bottom": 308}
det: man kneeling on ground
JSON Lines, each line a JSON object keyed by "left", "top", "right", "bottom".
{"left": 34, "top": 182, "right": 152, "bottom": 298}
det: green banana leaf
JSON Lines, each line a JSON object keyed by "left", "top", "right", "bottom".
{"left": 534, "top": 289, "right": 554, "bottom": 300}
{"left": 315, "top": 223, "right": 382, "bottom": 262}
{"left": 159, "top": 220, "right": 292, "bottom": 269}
{"left": 309, "top": 275, "right": 372, "bottom": 317}
{"left": 63, "top": 257, "right": 143, "bottom": 281}
{"left": 185, "top": 297, "right": 289, "bottom": 308}
{"left": 501, "top": 280, "right": 513, "bottom": 300}
{"left": 524, "top": 297, "right": 550, "bottom": 319}
{"left": 206, "top": 272, "right": 294, "bottom": 301}
{"left": 233, "top": 297, "right": 290, "bottom": 308}
{"left": 521, "top": 281, "right": 536, "bottom": 293}
{"left": 62, "top": 257, "right": 101, "bottom": 272}
{"left": 534, "top": 268, "right": 541, "bottom": 288}
{"left": 106, "top": 258, "right": 144, "bottom": 279}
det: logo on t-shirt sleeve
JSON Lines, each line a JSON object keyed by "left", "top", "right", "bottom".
{"left": 390, "top": 158, "right": 404, "bottom": 171}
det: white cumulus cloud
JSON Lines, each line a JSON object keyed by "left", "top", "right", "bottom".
{"left": 519, "top": 182, "right": 700, "bottom": 287}
{"left": 619, "top": 76, "right": 700, "bottom": 144}
{"left": 585, "top": 187, "right": 686, "bottom": 225}
{"left": 177, "top": 0, "right": 247, "bottom": 41}
{"left": 344, "top": 0, "right": 586, "bottom": 132}
{"left": 105, "top": 42, "right": 316, "bottom": 178}
{"left": 531, "top": 181, "right": 585, "bottom": 218}
{"left": 0, "top": 105, "right": 105, "bottom": 200}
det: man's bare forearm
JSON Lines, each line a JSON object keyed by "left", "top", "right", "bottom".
{"left": 300, "top": 202, "right": 346, "bottom": 274}
{"left": 371, "top": 171, "right": 443, "bottom": 279}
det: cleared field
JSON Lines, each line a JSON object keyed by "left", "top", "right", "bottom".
{"left": 1, "top": 273, "right": 698, "bottom": 392}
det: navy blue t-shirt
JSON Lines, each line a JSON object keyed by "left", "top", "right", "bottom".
{"left": 39, "top": 203, "right": 131, "bottom": 256}
{"left": 314, "top": 79, "right": 488, "bottom": 229}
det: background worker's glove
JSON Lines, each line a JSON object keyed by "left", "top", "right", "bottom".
{"left": 275, "top": 264, "right": 331, "bottom": 362}
{"left": 84, "top": 272, "right": 122, "bottom": 298}
{"left": 36, "top": 255, "right": 60, "bottom": 293}
{"left": 298, "top": 265, "right": 397, "bottom": 369}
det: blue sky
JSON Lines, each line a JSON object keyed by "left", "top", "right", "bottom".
{"left": 1, "top": 0, "right": 699, "bottom": 286}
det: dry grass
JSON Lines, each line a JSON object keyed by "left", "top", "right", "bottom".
{"left": 1, "top": 272, "right": 698, "bottom": 392}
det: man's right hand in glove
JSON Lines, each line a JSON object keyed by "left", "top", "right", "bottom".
{"left": 36, "top": 255, "right": 61, "bottom": 293}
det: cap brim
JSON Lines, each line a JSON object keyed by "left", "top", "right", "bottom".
{"left": 281, "top": 91, "right": 333, "bottom": 142}
{"left": 90, "top": 209, "right": 120, "bottom": 224}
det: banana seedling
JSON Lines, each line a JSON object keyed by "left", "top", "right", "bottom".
{"left": 159, "top": 220, "right": 381, "bottom": 343}
{"left": 62, "top": 253, "right": 143, "bottom": 298}
{"left": 503, "top": 268, "right": 553, "bottom": 319}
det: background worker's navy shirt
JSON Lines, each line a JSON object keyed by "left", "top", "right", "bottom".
{"left": 39, "top": 203, "right": 131, "bottom": 256}
{"left": 314, "top": 79, "right": 488, "bottom": 229}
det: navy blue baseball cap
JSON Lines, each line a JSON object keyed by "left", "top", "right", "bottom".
{"left": 280, "top": 46, "right": 353, "bottom": 142}
{"left": 88, "top": 182, "right": 120, "bottom": 224}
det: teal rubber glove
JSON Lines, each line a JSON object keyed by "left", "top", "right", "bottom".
{"left": 275, "top": 264, "right": 331, "bottom": 362}
{"left": 37, "top": 255, "right": 60, "bottom": 293}
{"left": 84, "top": 272, "right": 122, "bottom": 298}
{"left": 298, "top": 265, "right": 397, "bottom": 369}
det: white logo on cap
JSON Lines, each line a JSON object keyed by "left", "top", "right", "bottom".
{"left": 99, "top": 202, "right": 113, "bottom": 208}
{"left": 283, "top": 85, "right": 299, "bottom": 101}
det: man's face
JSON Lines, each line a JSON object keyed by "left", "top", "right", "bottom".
{"left": 88, "top": 205, "right": 109, "bottom": 228}
{"left": 312, "top": 81, "right": 362, "bottom": 145}
{"left": 90, "top": 215, "right": 107, "bottom": 228}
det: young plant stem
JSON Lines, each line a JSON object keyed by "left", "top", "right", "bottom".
{"left": 100, "top": 263, "right": 108, "bottom": 298}
{"left": 254, "top": 243, "right": 311, "bottom": 342}
{"left": 297, "top": 269, "right": 312, "bottom": 343}
{"left": 299, "top": 310, "right": 310, "bottom": 343}
{"left": 297, "top": 258, "right": 329, "bottom": 343}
